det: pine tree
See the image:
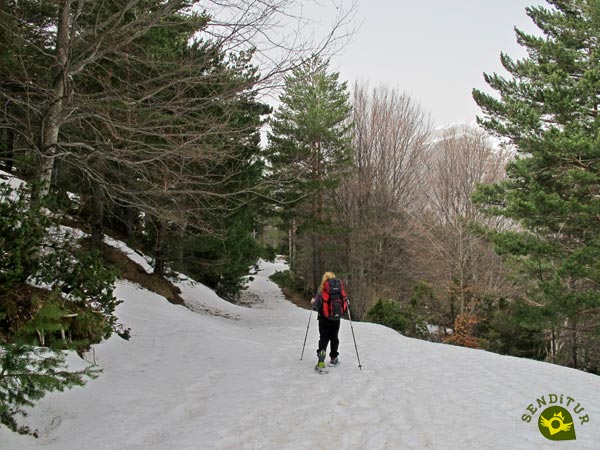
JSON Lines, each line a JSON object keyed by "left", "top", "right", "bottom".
{"left": 0, "top": 184, "right": 114, "bottom": 432}
{"left": 0, "top": 344, "right": 98, "bottom": 435}
{"left": 473, "top": 0, "right": 600, "bottom": 370}
{"left": 267, "top": 56, "right": 352, "bottom": 289}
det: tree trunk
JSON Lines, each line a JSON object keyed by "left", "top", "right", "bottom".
{"left": 2, "top": 128, "right": 14, "bottom": 171}
{"left": 288, "top": 219, "right": 296, "bottom": 267}
{"left": 36, "top": 0, "right": 72, "bottom": 202}
{"left": 174, "top": 222, "right": 187, "bottom": 272}
{"left": 90, "top": 189, "right": 105, "bottom": 248}
{"left": 550, "top": 327, "right": 557, "bottom": 363}
{"left": 154, "top": 219, "right": 168, "bottom": 276}
{"left": 36, "top": 329, "right": 45, "bottom": 347}
{"left": 288, "top": 227, "right": 293, "bottom": 262}
{"left": 90, "top": 155, "right": 106, "bottom": 248}
{"left": 312, "top": 189, "right": 324, "bottom": 291}
{"left": 571, "top": 317, "right": 578, "bottom": 369}
{"left": 312, "top": 233, "right": 321, "bottom": 291}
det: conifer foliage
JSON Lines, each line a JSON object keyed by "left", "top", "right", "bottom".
{"left": 0, "top": 183, "right": 113, "bottom": 433}
{"left": 473, "top": 0, "right": 600, "bottom": 371}
{"left": 0, "top": 344, "right": 98, "bottom": 436}
{"left": 266, "top": 56, "right": 352, "bottom": 289}
{"left": 0, "top": 0, "right": 355, "bottom": 436}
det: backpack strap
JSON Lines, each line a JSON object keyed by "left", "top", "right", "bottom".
{"left": 321, "top": 281, "right": 330, "bottom": 318}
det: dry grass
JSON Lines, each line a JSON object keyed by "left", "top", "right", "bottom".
{"left": 277, "top": 285, "right": 312, "bottom": 311}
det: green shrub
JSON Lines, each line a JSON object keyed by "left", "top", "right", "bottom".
{"left": 365, "top": 299, "right": 429, "bottom": 339}
{"left": 269, "top": 269, "right": 308, "bottom": 296}
{"left": 36, "top": 241, "right": 119, "bottom": 339}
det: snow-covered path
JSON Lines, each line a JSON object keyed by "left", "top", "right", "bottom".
{"left": 1, "top": 257, "right": 600, "bottom": 450}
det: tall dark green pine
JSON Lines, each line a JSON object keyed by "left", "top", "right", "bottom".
{"left": 473, "top": 0, "right": 600, "bottom": 371}
{"left": 267, "top": 57, "right": 352, "bottom": 290}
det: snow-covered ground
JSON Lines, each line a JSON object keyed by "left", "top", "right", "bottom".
{"left": 1, "top": 253, "right": 600, "bottom": 449}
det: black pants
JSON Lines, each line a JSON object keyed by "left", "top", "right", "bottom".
{"left": 317, "top": 315, "right": 341, "bottom": 359}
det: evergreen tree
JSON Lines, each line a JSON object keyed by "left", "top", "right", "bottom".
{"left": 267, "top": 56, "right": 352, "bottom": 289}
{"left": 0, "top": 184, "right": 113, "bottom": 432}
{"left": 473, "top": 0, "right": 600, "bottom": 370}
{"left": 0, "top": 344, "right": 98, "bottom": 435}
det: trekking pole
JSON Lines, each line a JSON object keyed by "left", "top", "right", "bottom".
{"left": 300, "top": 309, "right": 313, "bottom": 360}
{"left": 347, "top": 306, "right": 362, "bottom": 370}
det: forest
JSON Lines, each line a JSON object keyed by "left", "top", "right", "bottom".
{"left": 2, "top": 0, "right": 600, "bottom": 434}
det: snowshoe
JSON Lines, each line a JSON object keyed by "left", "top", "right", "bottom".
{"left": 328, "top": 357, "right": 340, "bottom": 367}
{"left": 314, "top": 363, "right": 328, "bottom": 374}
{"left": 315, "top": 350, "right": 328, "bottom": 374}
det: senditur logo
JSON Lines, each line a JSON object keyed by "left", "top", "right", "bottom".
{"left": 521, "top": 394, "right": 589, "bottom": 441}
{"left": 538, "top": 407, "right": 576, "bottom": 441}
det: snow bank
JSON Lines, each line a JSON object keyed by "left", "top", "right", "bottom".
{"left": 1, "top": 254, "right": 599, "bottom": 450}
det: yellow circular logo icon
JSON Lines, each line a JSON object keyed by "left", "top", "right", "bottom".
{"left": 538, "top": 406, "right": 576, "bottom": 441}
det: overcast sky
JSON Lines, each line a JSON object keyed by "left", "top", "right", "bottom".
{"left": 322, "top": 0, "right": 547, "bottom": 127}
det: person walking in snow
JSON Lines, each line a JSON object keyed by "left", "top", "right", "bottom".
{"left": 311, "top": 271, "right": 348, "bottom": 371}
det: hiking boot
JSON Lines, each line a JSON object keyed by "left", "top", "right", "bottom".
{"left": 329, "top": 357, "right": 339, "bottom": 366}
{"left": 315, "top": 350, "right": 326, "bottom": 370}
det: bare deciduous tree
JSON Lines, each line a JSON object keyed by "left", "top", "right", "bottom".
{"left": 413, "top": 125, "right": 515, "bottom": 318}
{"left": 335, "top": 83, "right": 432, "bottom": 317}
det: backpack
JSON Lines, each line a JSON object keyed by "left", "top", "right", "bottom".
{"left": 322, "top": 278, "right": 346, "bottom": 320}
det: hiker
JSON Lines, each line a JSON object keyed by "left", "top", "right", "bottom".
{"left": 311, "top": 271, "right": 348, "bottom": 370}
